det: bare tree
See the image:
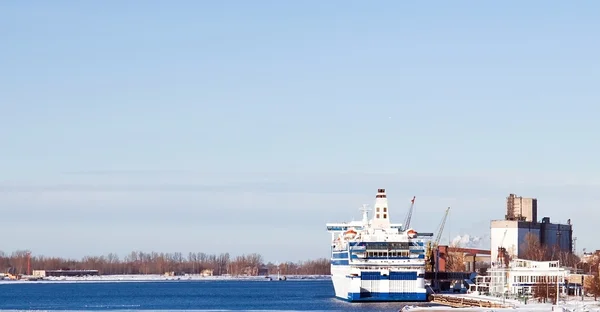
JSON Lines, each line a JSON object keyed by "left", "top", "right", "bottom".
{"left": 0, "top": 250, "right": 9, "bottom": 272}
{"left": 475, "top": 261, "right": 490, "bottom": 275}
{"left": 521, "top": 232, "right": 546, "bottom": 261}
{"left": 584, "top": 256, "right": 600, "bottom": 301}
{"left": 216, "top": 253, "right": 229, "bottom": 275}
{"left": 584, "top": 273, "right": 600, "bottom": 301}
{"left": 11, "top": 250, "right": 31, "bottom": 275}
{"left": 532, "top": 278, "right": 557, "bottom": 304}
{"left": 445, "top": 242, "right": 466, "bottom": 272}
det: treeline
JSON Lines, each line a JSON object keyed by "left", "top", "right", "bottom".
{"left": 443, "top": 233, "right": 584, "bottom": 273}
{"left": 521, "top": 233, "right": 583, "bottom": 268}
{"left": 0, "top": 250, "right": 330, "bottom": 276}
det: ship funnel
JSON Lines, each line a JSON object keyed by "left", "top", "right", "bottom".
{"left": 371, "top": 188, "right": 391, "bottom": 228}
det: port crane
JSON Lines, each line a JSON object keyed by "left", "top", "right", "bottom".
{"left": 403, "top": 196, "right": 416, "bottom": 230}
{"left": 497, "top": 229, "right": 509, "bottom": 268}
{"left": 426, "top": 207, "right": 450, "bottom": 272}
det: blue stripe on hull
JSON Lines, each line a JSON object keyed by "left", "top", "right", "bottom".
{"left": 357, "top": 271, "right": 418, "bottom": 280}
{"left": 342, "top": 292, "right": 428, "bottom": 302}
{"left": 331, "top": 253, "right": 348, "bottom": 259}
{"left": 355, "top": 255, "right": 425, "bottom": 259}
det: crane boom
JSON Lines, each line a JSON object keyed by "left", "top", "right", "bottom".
{"left": 403, "top": 196, "right": 416, "bottom": 230}
{"left": 434, "top": 207, "right": 450, "bottom": 245}
{"left": 497, "top": 229, "right": 509, "bottom": 267}
{"left": 500, "top": 229, "right": 507, "bottom": 247}
{"left": 427, "top": 207, "right": 451, "bottom": 277}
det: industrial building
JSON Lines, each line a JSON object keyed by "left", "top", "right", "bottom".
{"left": 505, "top": 193, "right": 537, "bottom": 222}
{"left": 490, "top": 194, "right": 573, "bottom": 265}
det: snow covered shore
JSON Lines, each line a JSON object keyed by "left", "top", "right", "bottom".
{"left": 407, "top": 294, "right": 600, "bottom": 312}
{"left": 0, "top": 274, "right": 330, "bottom": 284}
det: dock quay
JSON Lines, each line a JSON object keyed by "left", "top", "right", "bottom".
{"left": 430, "top": 294, "right": 511, "bottom": 309}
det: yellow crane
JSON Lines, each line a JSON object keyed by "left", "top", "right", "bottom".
{"left": 426, "top": 207, "right": 450, "bottom": 272}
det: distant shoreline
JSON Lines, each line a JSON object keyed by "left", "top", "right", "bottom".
{"left": 0, "top": 274, "right": 331, "bottom": 284}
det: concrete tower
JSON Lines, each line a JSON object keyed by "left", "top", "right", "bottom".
{"left": 371, "top": 188, "right": 391, "bottom": 228}
{"left": 505, "top": 193, "right": 537, "bottom": 222}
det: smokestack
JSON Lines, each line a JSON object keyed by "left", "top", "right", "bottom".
{"left": 371, "top": 189, "right": 391, "bottom": 228}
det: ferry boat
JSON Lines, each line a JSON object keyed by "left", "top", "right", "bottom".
{"left": 326, "top": 188, "right": 431, "bottom": 302}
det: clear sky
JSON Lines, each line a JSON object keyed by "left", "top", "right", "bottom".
{"left": 1, "top": 1, "right": 599, "bottom": 262}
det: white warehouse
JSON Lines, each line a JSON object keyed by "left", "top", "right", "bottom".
{"left": 487, "top": 259, "right": 567, "bottom": 296}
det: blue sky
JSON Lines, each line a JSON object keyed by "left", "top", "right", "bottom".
{"left": 1, "top": 1, "right": 599, "bottom": 262}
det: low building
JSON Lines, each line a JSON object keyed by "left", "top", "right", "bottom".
{"left": 469, "top": 275, "right": 492, "bottom": 293}
{"left": 565, "top": 273, "right": 594, "bottom": 296}
{"left": 486, "top": 259, "right": 567, "bottom": 296}
{"left": 257, "top": 266, "right": 269, "bottom": 276}
{"left": 581, "top": 251, "right": 600, "bottom": 264}
{"left": 33, "top": 270, "right": 99, "bottom": 277}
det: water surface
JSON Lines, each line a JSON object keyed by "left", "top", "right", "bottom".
{"left": 0, "top": 279, "right": 438, "bottom": 311}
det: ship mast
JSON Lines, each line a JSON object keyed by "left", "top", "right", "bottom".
{"left": 359, "top": 204, "right": 371, "bottom": 226}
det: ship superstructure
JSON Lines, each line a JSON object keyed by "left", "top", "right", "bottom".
{"left": 326, "top": 188, "right": 430, "bottom": 302}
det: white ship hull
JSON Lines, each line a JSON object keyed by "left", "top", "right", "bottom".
{"left": 326, "top": 189, "right": 432, "bottom": 302}
{"left": 330, "top": 264, "right": 428, "bottom": 301}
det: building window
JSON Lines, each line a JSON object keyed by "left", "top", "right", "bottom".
{"left": 376, "top": 207, "right": 380, "bottom": 212}
{"left": 383, "top": 207, "right": 387, "bottom": 212}
{"left": 384, "top": 214, "right": 387, "bottom": 219}
{"left": 376, "top": 214, "right": 380, "bottom": 218}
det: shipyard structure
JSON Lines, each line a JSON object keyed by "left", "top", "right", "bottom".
{"left": 490, "top": 193, "right": 573, "bottom": 266}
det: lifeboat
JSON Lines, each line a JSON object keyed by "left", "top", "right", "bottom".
{"left": 343, "top": 228, "right": 357, "bottom": 239}
{"left": 406, "top": 229, "right": 418, "bottom": 238}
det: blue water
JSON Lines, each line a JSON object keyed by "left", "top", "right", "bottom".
{"left": 0, "top": 280, "right": 436, "bottom": 311}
